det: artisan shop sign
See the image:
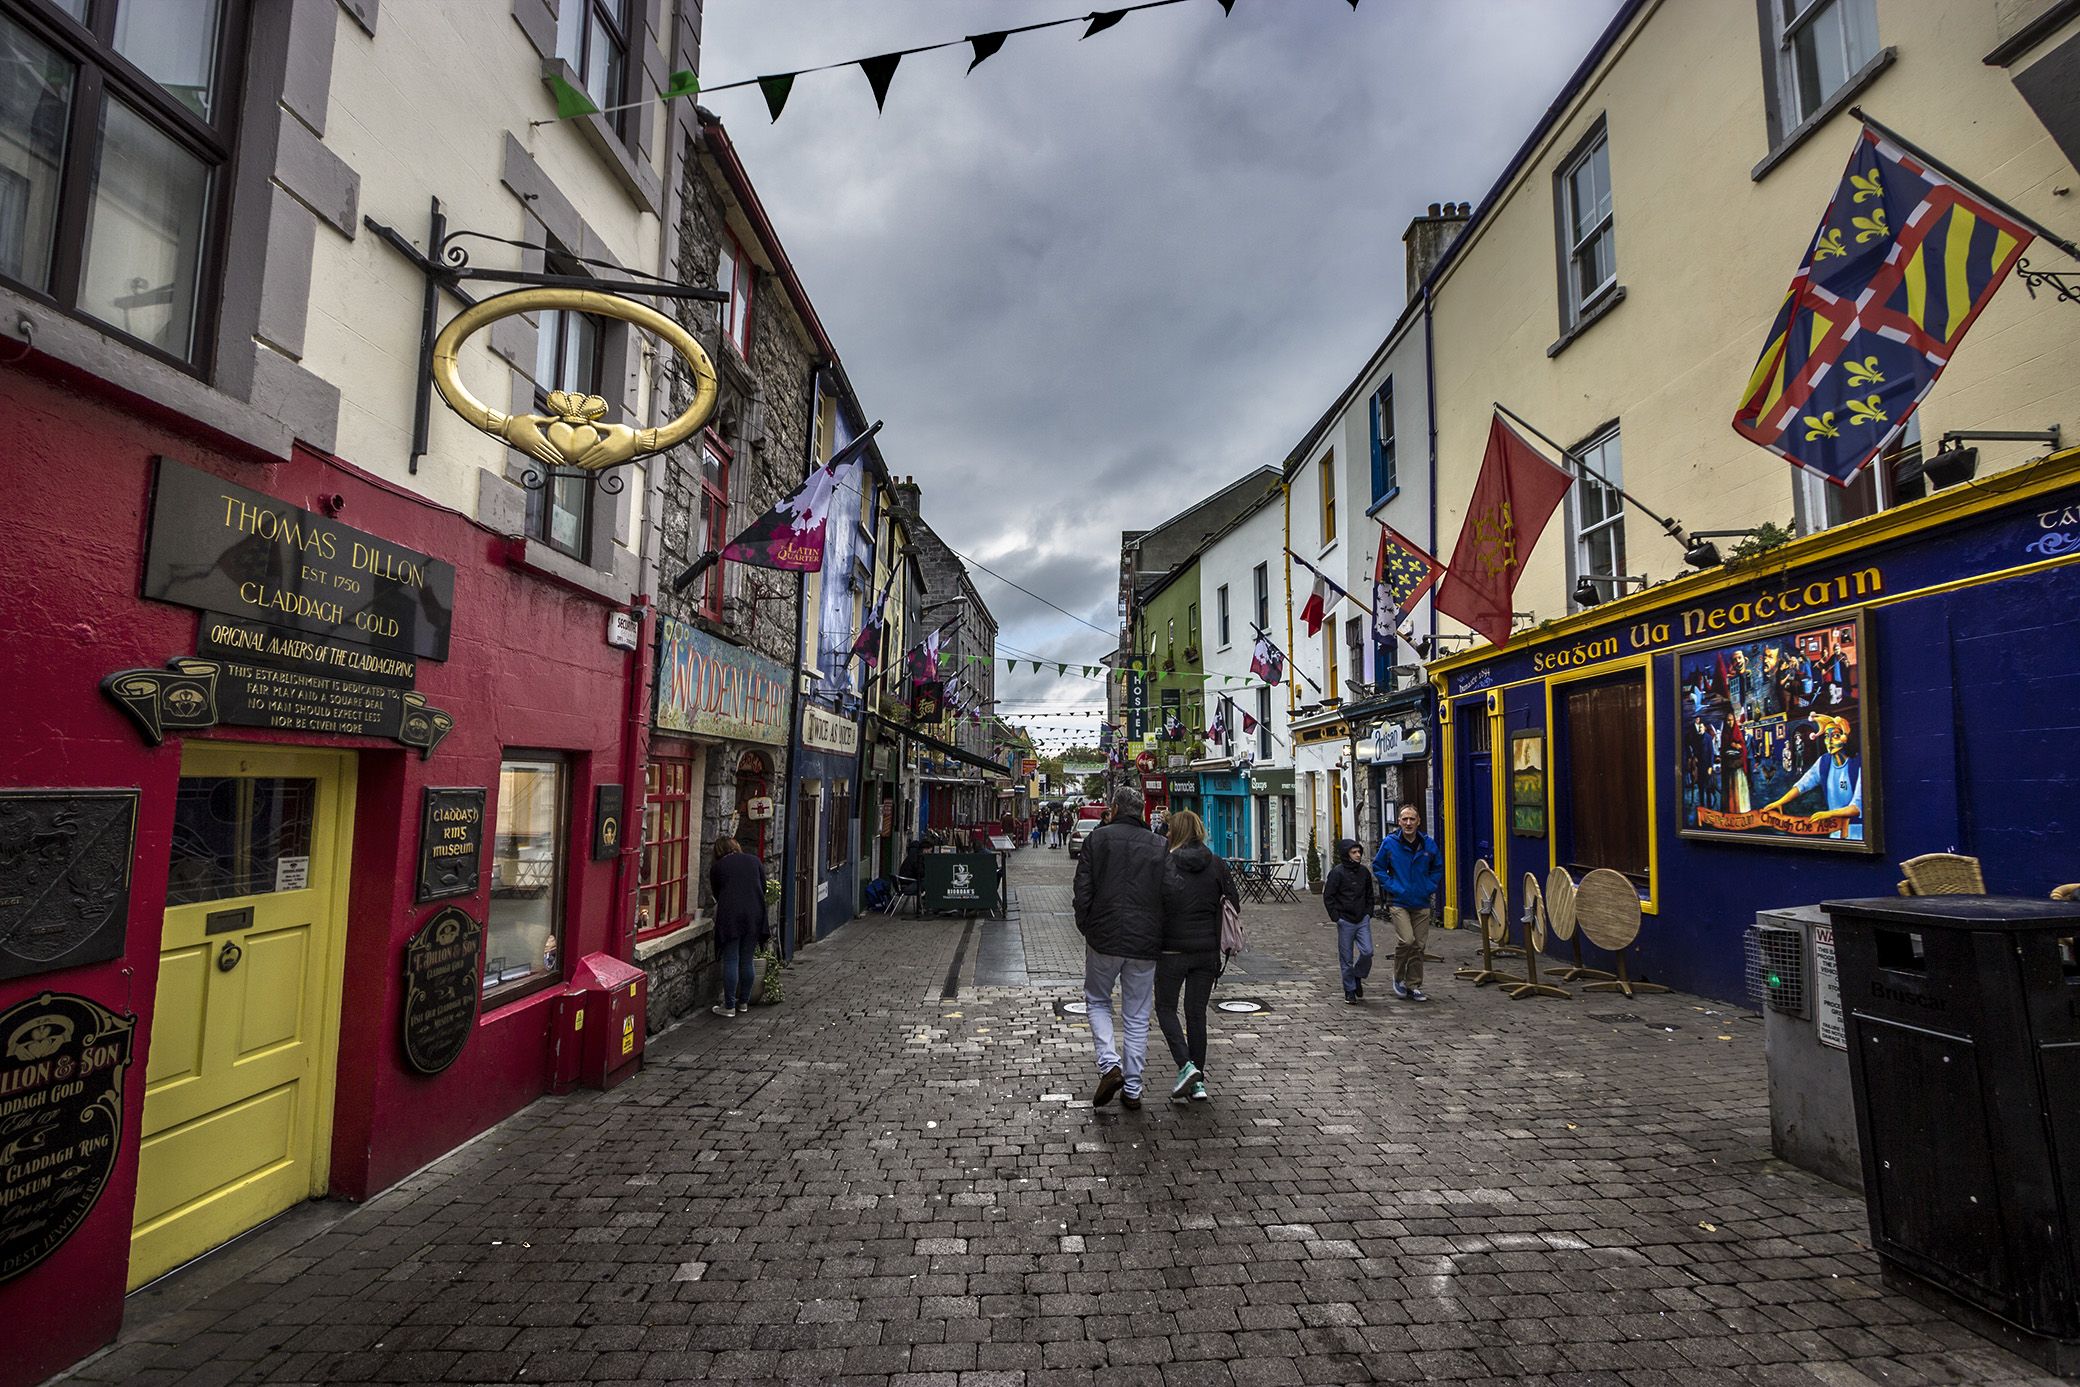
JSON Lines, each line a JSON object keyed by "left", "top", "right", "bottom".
{"left": 654, "top": 617, "right": 789, "bottom": 746}
{"left": 802, "top": 707, "right": 859, "bottom": 755}
{"left": 400, "top": 907, "right": 482, "bottom": 1075}
{"left": 416, "top": 788, "right": 485, "bottom": 903}
{"left": 143, "top": 457, "right": 455, "bottom": 661}
{"left": 0, "top": 993, "right": 135, "bottom": 1283}
{"left": 199, "top": 613, "right": 417, "bottom": 689}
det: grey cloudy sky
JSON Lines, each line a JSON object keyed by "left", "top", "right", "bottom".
{"left": 701, "top": 0, "right": 1622, "bottom": 753}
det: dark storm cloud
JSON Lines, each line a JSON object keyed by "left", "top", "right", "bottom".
{"left": 702, "top": 1, "right": 1622, "bottom": 732}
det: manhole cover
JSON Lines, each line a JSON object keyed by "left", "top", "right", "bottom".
{"left": 1586, "top": 1012, "right": 1642, "bottom": 1024}
{"left": 1054, "top": 1000, "right": 1089, "bottom": 1018}
{"left": 1216, "top": 998, "right": 1269, "bottom": 1014}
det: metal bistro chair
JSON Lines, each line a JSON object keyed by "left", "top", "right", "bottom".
{"left": 1264, "top": 857, "right": 1303, "bottom": 905}
{"left": 1574, "top": 868, "right": 1669, "bottom": 1000}
{"left": 1503, "top": 872, "right": 1569, "bottom": 1001}
{"left": 1229, "top": 858, "right": 1265, "bottom": 904}
{"left": 1545, "top": 865, "right": 1614, "bottom": 984}
{"left": 1455, "top": 861, "right": 1522, "bottom": 987}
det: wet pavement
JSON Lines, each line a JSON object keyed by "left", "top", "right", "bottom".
{"left": 58, "top": 845, "right": 2064, "bottom": 1386}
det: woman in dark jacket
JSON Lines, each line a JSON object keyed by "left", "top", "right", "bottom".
{"left": 709, "top": 836, "right": 768, "bottom": 1017}
{"left": 1155, "top": 810, "right": 1239, "bottom": 1102}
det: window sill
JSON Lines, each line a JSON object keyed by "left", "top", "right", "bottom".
{"left": 1546, "top": 285, "right": 1627, "bottom": 359}
{"left": 538, "top": 60, "right": 662, "bottom": 215}
{"left": 634, "top": 916, "right": 713, "bottom": 960}
{"left": 1366, "top": 486, "right": 1403, "bottom": 518}
{"left": 1751, "top": 47, "right": 1898, "bottom": 182}
{"left": 1316, "top": 540, "right": 1339, "bottom": 561}
{"left": 507, "top": 535, "right": 636, "bottom": 607}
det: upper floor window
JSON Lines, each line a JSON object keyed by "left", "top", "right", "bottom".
{"left": 1369, "top": 378, "right": 1397, "bottom": 502}
{"left": 556, "top": 0, "right": 630, "bottom": 136}
{"left": 0, "top": 0, "right": 244, "bottom": 370}
{"left": 717, "top": 227, "right": 754, "bottom": 358}
{"left": 528, "top": 273, "right": 603, "bottom": 560}
{"left": 1318, "top": 451, "right": 1336, "bottom": 543}
{"left": 1216, "top": 584, "right": 1230, "bottom": 647}
{"left": 1252, "top": 562, "right": 1269, "bottom": 631}
{"left": 1570, "top": 428, "right": 1625, "bottom": 605}
{"left": 1770, "top": 0, "right": 1878, "bottom": 131}
{"left": 1557, "top": 124, "right": 1616, "bottom": 327}
{"left": 698, "top": 435, "right": 732, "bottom": 619}
{"left": 1795, "top": 415, "right": 1918, "bottom": 533}
{"left": 1186, "top": 602, "right": 1198, "bottom": 650}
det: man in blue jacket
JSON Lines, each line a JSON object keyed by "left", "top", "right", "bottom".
{"left": 1372, "top": 806, "right": 1444, "bottom": 1001}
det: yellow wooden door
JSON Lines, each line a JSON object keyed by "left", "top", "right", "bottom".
{"left": 130, "top": 744, "right": 354, "bottom": 1288}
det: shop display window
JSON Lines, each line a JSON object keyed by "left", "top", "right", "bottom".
{"left": 485, "top": 753, "right": 570, "bottom": 1002}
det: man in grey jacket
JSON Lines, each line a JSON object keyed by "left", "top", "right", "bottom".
{"left": 1072, "top": 785, "right": 1166, "bottom": 1108}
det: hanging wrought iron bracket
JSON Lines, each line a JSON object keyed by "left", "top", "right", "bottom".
{"left": 365, "top": 196, "right": 727, "bottom": 474}
{"left": 2017, "top": 258, "right": 2080, "bottom": 309}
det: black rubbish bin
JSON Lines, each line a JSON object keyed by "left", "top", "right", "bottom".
{"left": 1822, "top": 895, "right": 2080, "bottom": 1375}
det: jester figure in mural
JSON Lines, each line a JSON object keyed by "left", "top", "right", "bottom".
{"left": 1763, "top": 713, "right": 1863, "bottom": 841}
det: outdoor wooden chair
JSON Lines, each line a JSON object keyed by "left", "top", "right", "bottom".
{"left": 1455, "top": 861, "right": 1522, "bottom": 987}
{"left": 1503, "top": 872, "right": 1569, "bottom": 1001}
{"left": 1545, "top": 865, "right": 1614, "bottom": 983}
{"left": 1899, "top": 853, "right": 1987, "bottom": 896}
{"left": 1574, "top": 868, "right": 1669, "bottom": 999}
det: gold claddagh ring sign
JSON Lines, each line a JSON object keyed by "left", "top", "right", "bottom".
{"left": 430, "top": 288, "right": 718, "bottom": 473}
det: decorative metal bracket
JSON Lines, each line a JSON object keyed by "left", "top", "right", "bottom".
{"left": 2017, "top": 257, "right": 2080, "bottom": 309}
{"left": 364, "top": 197, "right": 729, "bottom": 475}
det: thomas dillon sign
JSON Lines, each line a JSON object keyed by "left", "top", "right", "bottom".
{"left": 401, "top": 907, "right": 483, "bottom": 1075}
{"left": 0, "top": 993, "right": 135, "bottom": 1283}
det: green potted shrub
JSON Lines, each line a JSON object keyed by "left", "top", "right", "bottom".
{"left": 1306, "top": 827, "right": 1323, "bottom": 894}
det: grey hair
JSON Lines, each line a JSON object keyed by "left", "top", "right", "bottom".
{"left": 1109, "top": 785, "right": 1145, "bottom": 821}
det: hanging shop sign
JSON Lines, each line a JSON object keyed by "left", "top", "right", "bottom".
{"left": 1510, "top": 730, "right": 1546, "bottom": 838}
{"left": 142, "top": 457, "right": 455, "bottom": 661}
{"left": 0, "top": 992, "right": 135, "bottom": 1283}
{"left": 802, "top": 707, "right": 859, "bottom": 756}
{"left": 743, "top": 796, "right": 774, "bottom": 821}
{"left": 0, "top": 791, "right": 138, "bottom": 983}
{"left": 655, "top": 617, "right": 789, "bottom": 746}
{"left": 416, "top": 787, "right": 485, "bottom": 903}
{"left": 592, "top": 785, "right": 624, "bottom": 860}
{"left": 400, "top": 907, "right": 483, "bottom": 1075}
{"left": 1676, "top": 613, "right": 1876, "bottom": 852}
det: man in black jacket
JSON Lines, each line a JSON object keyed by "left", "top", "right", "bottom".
{"left": 1072, "top": 785, "right": 1166, "bottom": 1108}
{"left": 1322, "top": 837, "right": 1376, "bottom": 1003}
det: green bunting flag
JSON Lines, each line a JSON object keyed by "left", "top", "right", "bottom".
{"left": 860, "top": 52, "right": 901, "bottom": 111}
{"left": 1083, "top": 11, "right": 1127, "bottom": 39}
{"left": 1057, "top": 663, "right": 1068, "bottom": 676}
{"left": 662, "top": 69, "right": 700, "bottom": 100}
{"left": 548, "top": 72, "right": 600, "bottom": 120}
{"left": 758, "top": 73, "right": 794, "bottom": 122}
{"left": 967, "top": 32, "right": 1008, "bottom": 71}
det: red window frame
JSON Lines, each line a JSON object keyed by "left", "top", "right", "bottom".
{"left": 719, "top": 228, "right": 754, "bottom": 358}
{"left": 639, "top": 754, "right": 694, "bottom": 940}
{"left": 699, "top": 432, "right": 732, "bottom": 620}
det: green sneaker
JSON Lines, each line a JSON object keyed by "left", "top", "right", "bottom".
{"left": 1170, "top": 1062, "right": 1199, "bottom": 1099}
{"left": 1189, "top": 1079, "right": 1208, "bottom": 1102}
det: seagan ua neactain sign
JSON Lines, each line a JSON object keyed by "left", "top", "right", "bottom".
{"left": 143, "top": 457, "right": 455, "bottom": 661}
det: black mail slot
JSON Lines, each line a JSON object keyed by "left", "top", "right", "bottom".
{"left": 205, "top": 906, "right": 254, "bottom": 936}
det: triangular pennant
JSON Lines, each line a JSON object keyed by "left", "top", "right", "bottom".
{"left": 860, "top": 52, "right": 901, "bottom": 112}
{"left": 1084, "top": 10, "right": 1126, "bottom": 38}
{"left": 967, "top": 32, "right": 1007, "bottom": 72}
{"left": 1056, "top": 663, "right": 1067, "bottom": 676}
{"left": 758, "top": 73, "right": 795, "bottom": 122}
{"left": 548, "top": 72, "right": 600, "bottom": 120}
{"left": 1216, "top": 0, "right": 1236, "bottom": 12}
{"left": 662, "top": 69, "right": 700, "bottom": 100}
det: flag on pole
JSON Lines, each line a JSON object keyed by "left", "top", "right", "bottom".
{"left": 1242, "top": 712, "right": 1258, "bottom": 734}
{"left": 1206, "top": 703, "right": 1225, "bottom": 743}
{"left": 1249, "top": 636, "right": 1284, "bottom": 685}
{"left": 721, "top": 421, "right": 880, "bottom": 571}
{"left": 1373, "top": 522, "right": 1443, "bottom": 647}
{"left": 1287, "top": 548, "right": 1353, "bottom": 638}
{"left": 1733, "top": 123, "right": 2034, "bottom": 485}
{"left": 850, "top": 569, "right": 895, "bottom": 667}
{"left": 1435, "top": 414, "right": 1574, "bottom": 650}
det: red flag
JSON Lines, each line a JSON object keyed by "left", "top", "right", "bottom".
{"left": 1435, "top": 414, "right": 1574, "bottom": 649}
{"left": 1300, "top": 575, "right": 1330, "bottom": 637}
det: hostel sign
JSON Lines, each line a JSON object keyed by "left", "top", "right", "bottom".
{"left": 655, "top": 617, "right": 789, "bottom": 746}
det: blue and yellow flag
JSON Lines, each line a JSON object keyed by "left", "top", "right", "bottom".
{"left": 1733, "top": 125, "right": 2033, "bottom": 485}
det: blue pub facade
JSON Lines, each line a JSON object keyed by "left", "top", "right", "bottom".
{"left": 1424, "top": 449, "right": 2080, "bottom": 1003}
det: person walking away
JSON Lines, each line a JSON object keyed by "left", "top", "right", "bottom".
{"left": 1072, "top": 785, "right": 1166, "bottom": 1109}
{"left": 1155, "top": 810, "right": 1236, "bottom": 1101}
{"left": 1372, "top": 807, "right": 1444, "bottom": 1001}
{"left": 1322, "top": 838, "right": 1376, "bottom": 1003}
{"left": 709, "top": 836, "right": 768, "bottom": 1016}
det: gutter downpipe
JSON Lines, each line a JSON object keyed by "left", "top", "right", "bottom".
{"left": 1423, "top": 281, "right": 1439, "bottom": 653}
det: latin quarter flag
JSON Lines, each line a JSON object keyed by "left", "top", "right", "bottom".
{"left": 1435, "top": 414, "right": 1574, "bottom": 650}
{"left": 721, "top": 421, "right": 880, "bottom": 571}
{"left": 1733, "top": 123, "right": 2033, "bottom": 484}
{"left": 1372, "top": 522, "right": 1442, "bottom": 646}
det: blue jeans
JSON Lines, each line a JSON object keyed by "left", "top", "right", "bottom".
{"left": 1083, "top": 950, "right": 1157, "bottom": 1097}
{"left": 1336, "top": 917, "right": 1374, "bottom": 995}
{"left": 719, "top": 936, "right": 758, "bottom": 1009}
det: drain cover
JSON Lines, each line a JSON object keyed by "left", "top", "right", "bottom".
{"left": 1215, "top": 998, "right": 1268, "bottom": 1014}
{"left": 1054, "top": 1000, "right": 1089, "bottom": 1018}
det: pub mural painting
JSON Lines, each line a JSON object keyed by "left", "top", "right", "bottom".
{"left": 1426, "top": 450, "right": 2080, "bottom": 1004}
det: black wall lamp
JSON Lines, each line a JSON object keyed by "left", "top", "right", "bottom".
{"left": 1411, "top": 634, "right": 1474, "bottom": 660}
{"left": 1573, "top": 572, "right": 1648, "bottom": 608}
{"left": 1680, "top": 530, "right": 1763, "bottom": 569}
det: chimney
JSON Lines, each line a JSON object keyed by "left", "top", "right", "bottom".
{"left": 890, "top": 474, "right": 922, "bottom": 521}
{"left": 1403, "top": 200, "right": 1472, "bottom": 300}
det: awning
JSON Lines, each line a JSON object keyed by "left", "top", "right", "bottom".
{"left": 870, "top": 711, "right": 1010, "bottom": 777}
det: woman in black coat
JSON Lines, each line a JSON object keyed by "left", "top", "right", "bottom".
{"left": 1155, "top": 809, "right": 1239, "bottom": 1102}
{"left": 709, "top": 836, "right": 769, "bottom": 1017}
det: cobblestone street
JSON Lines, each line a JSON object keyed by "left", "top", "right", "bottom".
{"left": 62, "top": 847, "right": 2061, "bottom": 1387}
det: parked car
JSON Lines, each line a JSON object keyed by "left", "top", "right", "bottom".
{"left": 1066, "top": 805, "right": 1107, "bottom": 858}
